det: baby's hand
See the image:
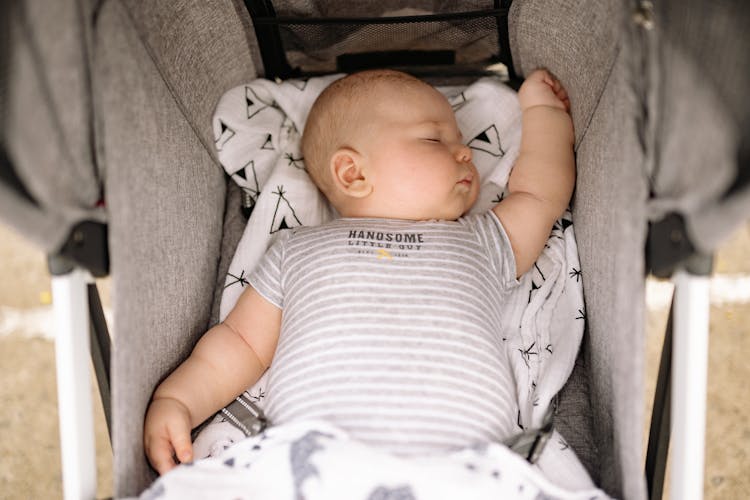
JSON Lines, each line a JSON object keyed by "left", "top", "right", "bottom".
{"left": 518, "top": 69, "right": 570, "bottom": 113}
{"left": 143, "top": 397, "right": 194, "bottom": 475}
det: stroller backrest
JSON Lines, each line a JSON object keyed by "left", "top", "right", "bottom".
{"left": 3, "top": 1, "right": 748, "bottom": 499}
{"left": 244, "top": 0, "right": 516, "bottom": 81}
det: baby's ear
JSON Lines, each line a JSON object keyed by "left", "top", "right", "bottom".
{"left": 330, "top": 148, "right": 372, "bottom": 198}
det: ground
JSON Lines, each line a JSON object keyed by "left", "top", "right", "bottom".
{"left": 0, "top": 221, "right": 748, "bottom": 499}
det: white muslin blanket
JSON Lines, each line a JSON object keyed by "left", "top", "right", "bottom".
{"left": 141, "top": 420, "right": 610, "bottom": 500}
{"left": 171, "top": 75, "right": 593, "bottom": 499}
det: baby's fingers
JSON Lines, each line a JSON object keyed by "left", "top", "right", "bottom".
{"left": 146, "top": 435, "right": 180, "bottom": 475}
{"left": 145, "top": 416, "right": 193, "bottom": 475}
{"left": 167, "top": 421, "right": 194, "bottom": 465}
{"left": 542, "top": 71, "right": 570, "bottom": 111}
{"left": 543, "top": 71, "right": 559, "bottom": 89}
{"left": 526, "top": 68, "right": 549, "bottom": 81}
{"left": 556, "top": 87, "right": 571, "bottom": 112}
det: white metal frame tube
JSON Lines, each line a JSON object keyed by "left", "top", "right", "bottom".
{"left": 52, "top": 268, "right": 97, "bottom": 500}
{"left": 670, "top": 270, "right": 710, "bottom": 500}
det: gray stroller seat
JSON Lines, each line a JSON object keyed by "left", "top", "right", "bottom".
{"left": 1, "top": 1, "right": 748, "bottom": 498}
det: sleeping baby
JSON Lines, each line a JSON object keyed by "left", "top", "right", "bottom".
{"left": 143, "top": 68, "right": 575, "bottom": 475}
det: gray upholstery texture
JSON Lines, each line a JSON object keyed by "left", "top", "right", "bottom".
{"left": 552, "top": 340, "right": 598, "bottom": 484}
{"left": 5, "top": 1, "right": 747, "bottom": 499}
{"left": 573, "top": 52, "right": 648, "bottom": 500}
{"left": 646, "top": 0, "right": 750, "bottom": 255}
{"left": 99, "top": 0, "right": 648, "bottom": 496}
{"left": 118, "top": 0, "right": 262, "bottom": 165}
{"left": 1, "top": 0, "right": 105, "bottom": 253}
{"left": 209, "top": 182, "right": 248, "bottom": 326}
{"left": 94, "top": 0, "right": 258, "bottom": 495}
{"left": 509, "top": 0, "right": 619, "bottom": 150}
{"left": 510, "top": 1, "right": 647, "bottom": 498}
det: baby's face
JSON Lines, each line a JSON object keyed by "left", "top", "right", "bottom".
{"left": 356, "top": 84, "right": 479, "bottom": 221}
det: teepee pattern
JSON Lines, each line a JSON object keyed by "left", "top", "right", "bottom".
{"left": 211, "top": 75, "right": 584, "bottom": 434}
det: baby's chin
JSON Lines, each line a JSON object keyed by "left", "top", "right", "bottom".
{"left": 431, "top": 204, "right": 477, "bottom": 222}
{"left": 346, "top": 197, "right": 478, "bottom": 221}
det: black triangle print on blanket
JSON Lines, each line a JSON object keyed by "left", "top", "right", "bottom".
{"left": 245, "top": 86, "right": 274, "bottom": 120}
{"left": 261, "top": 134, "right": 274, "bottom": 151}
{"left": 288, "top": 79, "right": 309, "bottom": 91}
{"left": 283, "top": 120, "right": 298, "bottom": 137}
{"left": 552, "top": 217, "right": 573, "bottom": 234}
{"left": 448, "top": 92, "right": 468, "bottom": 112}
{"left": 214, "top": 119, "right": 235, "bottom": 152}
{"left": 468, "top": 125, "right": 504, "bottom": 157}
{"left": 233, "top": 160, "right": 261, "bottom": 215}
{"left": 270, "top": 185, "right": 302, "bottom": 233}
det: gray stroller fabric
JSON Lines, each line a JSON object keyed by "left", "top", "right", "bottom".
{"left": 511, "top": 1, "right": 647, "bottom": 498}
{"left": 1, "top": 0, "right": 105, "bottom": 254}
{"left": 95, "top": 0, "right": 634, "bottom": 495}
{"left": 640, "top": 0, "right": 750, "bottom": 256}
{"left": 97, "top": 0, "right": 640, "bottom": 496}
{"left": 93, "top": 0, "right": 259, "bottom": 495}
{"left": 0, "top": 0, "right": 643, "bottom": 498}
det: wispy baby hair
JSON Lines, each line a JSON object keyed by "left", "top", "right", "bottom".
{"left": 301, "top": 69, "right": 428, "bottom": 195}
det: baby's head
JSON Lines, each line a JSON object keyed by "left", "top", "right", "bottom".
{"left": 302, "top": 69, "right": 479, "bottom": 221}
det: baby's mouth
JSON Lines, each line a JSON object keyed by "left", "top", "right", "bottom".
{"left": 457, "top": 174, "right": 474, "bottom": 187}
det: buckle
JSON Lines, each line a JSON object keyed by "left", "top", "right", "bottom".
{"left": 220, "top": 393, "right": 268, "bottom": 437}
{"left": 502, "top": 405, "right": 554, "bottom": 464}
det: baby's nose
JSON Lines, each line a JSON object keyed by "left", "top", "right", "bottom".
{"left": 454, "top": 144, "right": 472, "bottom": 163}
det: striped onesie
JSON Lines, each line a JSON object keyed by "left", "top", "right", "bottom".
{"left": 249, "top": 211, "right": 520, "bottom": 456}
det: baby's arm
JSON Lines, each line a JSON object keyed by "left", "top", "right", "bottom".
{"left": 492, "top": 69, "right": 575, "bottom": 277}
{"left": 143, "top": 287, "right": 281, "bottom": 475}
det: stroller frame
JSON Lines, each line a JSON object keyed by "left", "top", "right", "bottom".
{"left": 47, "top": 1, "right": 711, "bottom": 497}
{"left": 49, "top": 255, "right": 712, "bottom": 499}
{"left": 4, "top": 0, "right": 749, "bottom": 498}
{"left": 52, "top": 268, "right": 99, "bottom": 500}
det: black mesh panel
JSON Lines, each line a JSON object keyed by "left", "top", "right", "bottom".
{"left": 246, "top": 2, "right": 514, "bottom": 80}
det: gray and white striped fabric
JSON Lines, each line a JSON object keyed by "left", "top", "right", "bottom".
{"left": 249, "top": 212, "right": 521, "bottom": 456}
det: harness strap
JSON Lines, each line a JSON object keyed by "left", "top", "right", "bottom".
{"left": 221, "top": 393, "right": 268, "bottom": 437}
{"left": 501, "top": 405, "right": 555, "bottom": 464}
